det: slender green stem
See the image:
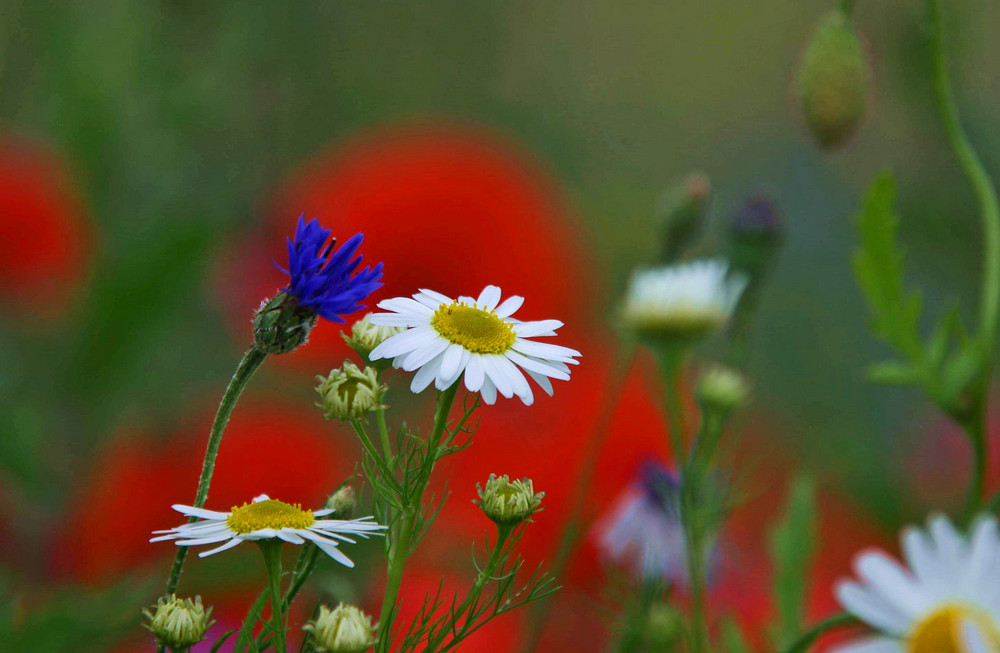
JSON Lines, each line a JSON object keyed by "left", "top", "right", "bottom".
{"left": 162, "top": 346, "right": 268, "bottom": 600}
{"left": 838, "top": 0, "right": 855, "bottom": 16}
{"left": 781, "top": 613, "right": 858, "bottom": 653}
{"left": 656, "top": 347, "right": 689, "bottom": 462}
{"left": 376, "top": 405, "right": 393, "bottom": 462}
{"left": 376, "top": 383, "right": 459, "bottom": 653}
{"left": 961, "top": 410, "right": 987, "bottom": 519}
{"left": 521, "top": 343, "right": 637, "bottom": 652}
{"left": 926, "top": 0, "right": 1000, "bottom": 365}
{"left": 260, "top": 542, "right": 287, "bottom": 653}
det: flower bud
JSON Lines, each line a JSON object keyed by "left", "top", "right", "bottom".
{"left": 643, "top": 603, "right": 684, "bottom": 649}
{"left": 325, "top": 485, "right": 357, "bottom": 518}
{"left": 725, "top": 193, "right": 785, "bottom": 276}
{"left": 304, "top": 603, "right": 376, "bottom": 653}
{"left": 474, "top": 474, "right": 544, "bottom": 527}
{"left": 343, "top": 313, "right": 404, "bottom": 367}
{"left": 143, "top": 595, "right": 213, "bottom": 651}
{"left": 697, "top": 365, "right": 750, "bottom": 415}
{"left": 316, "top": 361, "right": 383, "bottom": 421}
{"left": 655, "top": 172, "right": 711, "bottom": 263}
{"left": 798, "top": 11, "right": 869, "bottom": 149}
{"left": 253, "top": 292, "right": 318, "bottom": 354}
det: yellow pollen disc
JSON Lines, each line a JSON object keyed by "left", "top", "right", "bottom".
{"left": 430, "top": 302, "right": 516, "bottom": 355}
{"left": 226, "top": 499, "right": 315, "bottom": 534}
{"left": 908, "top": 604, "right": 1000, "bottom": 653}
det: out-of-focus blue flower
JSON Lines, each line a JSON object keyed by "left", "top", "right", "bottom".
{"left": 278, "top": 216, "right": 384, "bottom": 323}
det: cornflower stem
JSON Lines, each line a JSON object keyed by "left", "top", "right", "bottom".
{"left": 161, "top": 345, "right": 267, "bottom": 608}
{"left": 260, "top": 542, "right": 287, "bottom": 653}
{"left": 926, "top": 0, "right": 1000, "bottom": 519}
{"left": 521, "top": 343, "right": 637, "bottom": 652}
{"left": 781, "top": 613, "right": 858, "bottom": 653}
{"left": 376, "top": 382, "right": 460, "bottom": 653}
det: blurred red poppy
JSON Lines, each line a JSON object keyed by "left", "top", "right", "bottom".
{"left": 0, "top": 135, "right": 91, "bottom": 313}
{"left": 59, "top": 399, "right": 354, "bottom": 583}
{"left": 214, "top": 120, "right": 598, "bottom": 369}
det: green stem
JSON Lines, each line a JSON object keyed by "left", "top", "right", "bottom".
{"left": 260, "top": 542, "right": 287, "bottom": 653}
{"left": 781, "top": 613, "right": 858, "bottom": 653}
{"left": 961, "top": 410, "right": 987, "bottom": 519}
{"left": 838, "top": 0, "right": 855, "bottom": 15}
{"left": 927, "top": 0, "right": 1000, "bottom": 366}
{"left": 163, "top": 346, "right": 268, "bottom": 598}
{"left": 655, "top": 347, "right": 689, "bottom": 462}
{"left": 375, "top": 383, "right": 459, "bottom": 653}
{"left": 521, "top": 343, "right": 637, "bottom": 652}
{"left": 680, "top": 474, "right": 710, "bottom": 653}
{"left": 376, "top": 405, "right": 393, "bottom": 462}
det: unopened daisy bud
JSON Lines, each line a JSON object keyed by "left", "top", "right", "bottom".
{"left": 697, "top": 365, "right": 750, "bottom": 414}
{"left": 316, "top": 361, "right": 383, "bottom": 421}
{"left": 475, "top": 474, "right": 544, "bottom": 527}
{"left": 325, "top": 485, "right": 357, "bottom": 518}
{"left": 344, "top": 313, "right": 404, "bottom": 367}
{"left": 254, "top": 292, "right": 319, "bottom": 354}
{"left": 304, "top": 603, "right": 376, "bottom": 653}
{"left": 143, "top": 594, "right": 213, "bottom": 651}
{"left": 655, "top": 172, "right": 711, "bottom": 263}
{"left": 797, "top": 11, "right": 870, "bottom": 150}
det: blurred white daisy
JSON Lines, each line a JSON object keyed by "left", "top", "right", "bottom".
{"left": 151, "top": 494, "right": 386, "bottom": 568}
{"left": 622, "top": 259, "right": 746, "bottom": 340}
{"left": 833, "top": 513, "right": 1000, "bottom": 653}
{"left": 368, "top": 285, "right": 580, "bottom": 405}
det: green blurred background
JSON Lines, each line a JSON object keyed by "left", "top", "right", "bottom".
{"left": 1, "top": 0, "right": 998, "bottom": 650}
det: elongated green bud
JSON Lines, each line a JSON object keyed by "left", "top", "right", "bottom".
{"left": 655, "top": 172, "right": 710, "bottom": 263}
{"left": 798, "top": 11, "right": 869, "bottom": 149}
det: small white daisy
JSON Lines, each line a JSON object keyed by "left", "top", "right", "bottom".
{"left": 833, "top": 513, "right": 1000, "bottom": 653}
{"left": 151, "top": 494, "right": 386, "bottom": 568}
{"left": 622, "top": 259, "right": 746, "bottom": 339}
{"left": 367, "top": 285, "right": 580, "bottom": 405}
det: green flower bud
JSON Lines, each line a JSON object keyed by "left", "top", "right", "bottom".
{"left": 642, "top": 603, "right": 684, "bottom": 649}
{"left": 253, "top": 292, "right": 318, "bottom": 354}
{"left": 798, "top": 11, "right": 870, "bottom": 150}
{"left": 655, "top": 172, "right": 711, "bottom": 263}
{"left": 343, "top": 313, "right": 404, "bottom": 368}
{"left": 143, "top": 595, "right": 213, "bottom": 651}
{"left": 697, "top": 365, "right": 751, "bottom": 414}
{"left": 325, "top": 485, "right": 357, "bottom": 518}
{"left": 474, "top": 474, "right": 544, "bottom": 527}
{"left": 316, "top": 361, "right": 383, "bottom": 421}
{"left": 304, "top": 603, "right": 376, "bottom": 653}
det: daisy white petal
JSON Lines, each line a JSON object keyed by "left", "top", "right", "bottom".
{"left": 477, "top": 285, "right": 502, "bottom": 310}
{"left": 198, "top": 538, "right": 243, "bottom": 558}
{"left": 494, "top": 295, "right": 524, "bottom": 318}
{"left": 465, "top": 355, "right": 486, "bottom": 392}
{"left": 480, "top": 376, "right": 498, "bottom": 404}
{"left": 410, "top": 352, "right": 444, "bottom": 393}
{"left": 514, "top": 320, "right": 564, "bottom": 337}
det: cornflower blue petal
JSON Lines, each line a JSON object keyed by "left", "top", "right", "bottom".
{"left": 276, "top": 216, "right": 384, "bottom": 323}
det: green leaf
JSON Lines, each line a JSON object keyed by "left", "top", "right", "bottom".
{"left": 720, "top": 616, "right": 753, "bottom": 653}
{"left": 852, "top": 173, "right": 924, "bottom": 361}
{"left": 768, "top": 475, "right": 817, "bottom": 650}
{"left": 925, "top": 307, "right": 962, "bottom": 372}
{"left": 866, "top": 361, "right": 922, "bottom": 386}
{"left": 939, "top": 341, "right": 984, "bottom": 408}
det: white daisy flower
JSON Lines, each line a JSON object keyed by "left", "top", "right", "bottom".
{"left": 622, "top": 259, "right": 746, "bottom": 340}
{"left": 833, "top": 513, "right": 1000, "bottom": 653}
{"left": 151, "top": 494, "right": 386, "bottom": 568}
{"left": 367, "top": 285, "right": 580, "bottom": 406}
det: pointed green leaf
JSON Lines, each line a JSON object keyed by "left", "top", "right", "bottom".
{"left": 925, "top": 307, "right": 962, "bottom": 372}
{"left": 769, "top": 475, "right": 817, "bottom": 650}
{"left": 851, "top": 173, "right": 924, "bottom": 361}
{"left": 866, "top": 360, "right": 923, "bottom": 386}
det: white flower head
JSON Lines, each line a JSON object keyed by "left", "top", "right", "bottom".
{"left": 622, "top": 259, "right": 746, "bottom": 341}
{"left": 367, "top": 285, "right": 580, "bottom": 405}
{"left": 151, "top": 494, "right": 386, "bottom": 568}
{"left": 304, "top": 603, "right": 376, "bottom": 653}
{"left": 833, "top": 513, "right": 1000, "bottom": 653}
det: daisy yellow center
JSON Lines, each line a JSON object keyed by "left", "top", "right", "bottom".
{"left": 908, "top": 604, "right": 1000, "bottom": 653}
{"left": 431, "top": 302, "right": 516, "bottom": 355}
{"left": 226, "top": 499, "right": 315, "bottom": 534}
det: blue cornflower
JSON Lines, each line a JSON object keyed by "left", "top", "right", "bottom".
{"left": 279, "top": 216, "right": 383, "bottom": 323}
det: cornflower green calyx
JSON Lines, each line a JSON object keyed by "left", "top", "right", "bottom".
{"left": 253, "top": 292, "right": 318, "bottom": 354}
{"left": 316, "top": 361, "right": 384, "bottom": 421}
{"left": 143, "top": 594, "right": 213, "bottom": 651}
{"left": 798, "top": 10, "right": 870, "bottom": 150}
{"left": 344, "top": 312, "right": 404, "bottom": 368}
{"left": 475, "top": 474, "right": 544, "bottom": 527}
{"left": 304, "top": 603, "right": 376, "bottom": 653}
{"left": 697, "top": 365, "right": 751, "bottom": 415}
